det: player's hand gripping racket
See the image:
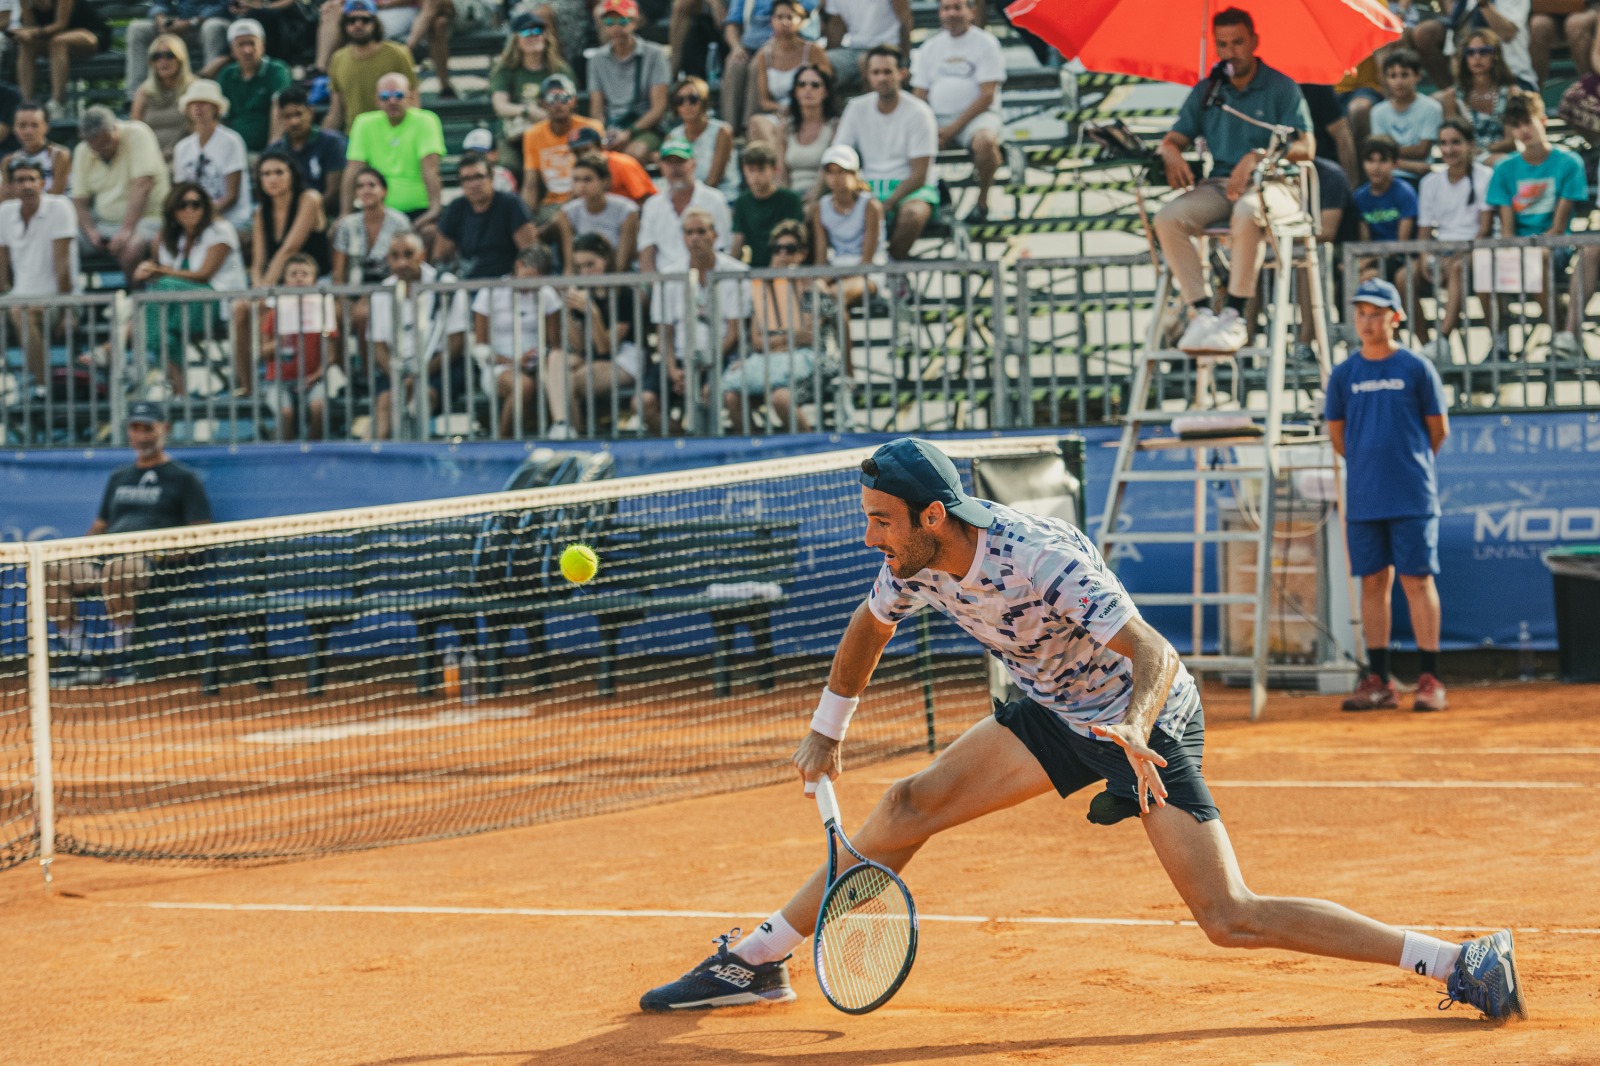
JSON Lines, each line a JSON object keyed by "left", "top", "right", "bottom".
{"left": 807, "top": 775, "right": 918, "bottom": 1013}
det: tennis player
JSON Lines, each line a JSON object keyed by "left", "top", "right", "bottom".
{"left": 640, "top": 437, "right": 1524, "bottom": 1019}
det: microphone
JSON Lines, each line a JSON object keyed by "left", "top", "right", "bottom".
{"left": 1202, "top": 60, "right": 1234, "bottom": 109}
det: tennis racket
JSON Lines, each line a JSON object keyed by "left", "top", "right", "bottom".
{"left": 807, "top": 775, "right": 918, "bottom": 1014}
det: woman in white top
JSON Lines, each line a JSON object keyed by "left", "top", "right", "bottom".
{"left": 133, "top": 181, "right": 246, "bottom": 396}
{"left": 780, "top": 64, "right": 840, "bottom": 201}
{"left": 666, "top": 75, "right": 737, "bottom": 198}
{"left": 747, "top": 0, "right": 831, "bottom": 151}
{"left": 1407, "top": 117, "right": 1493, "bottom": 362}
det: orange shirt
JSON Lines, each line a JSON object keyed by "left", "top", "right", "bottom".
{"left": 605, "top": 151, "right": 658, "bottom": 203}
{"left": 522, "top": 116, "right": 604, "bottom": 205}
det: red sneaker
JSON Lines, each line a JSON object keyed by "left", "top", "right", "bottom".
{"left": 1341, "top": 672, "right": 1398, "bottom": 711}
{"left": 1413, "top": 673, "right": 1448, "bottom": 712}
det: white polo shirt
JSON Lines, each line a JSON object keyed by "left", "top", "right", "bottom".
{"left": 0, "top": 193, "right": 79, "bottom": 297}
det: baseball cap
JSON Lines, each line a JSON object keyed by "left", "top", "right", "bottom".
{"left": 540, "top": 73, "right": 577, "bottom": 98}
{"left": 1352, "top": 278, "right": 1405, "bottom": 318}
{"left": 126, "top": 400, "right": 167, "bottom": 426}
{"left": 343, "top": 0, "right": 378, "bottom": 15}
{"left": 597, "top": 0, "right": 639, "bottom": 17}
{"left": 228, "top": 17, "right": 264, "bottom": 42}
{"left": 567, "top": 125, "right": 603, "bottom": 149}
{"left": 820, "top": 144, "right": 860, "bottom": 172}
{"left": 462, "top": 127, "right": 495, "bottom": 152}
{"left": 511, "top": 10, "right": 545, "bottom": 32}
{"left": 660, "top": 134, "right": 694, "bottom": 160}
{"left": 860, "top": 438, "right": 994, "bottom": 529}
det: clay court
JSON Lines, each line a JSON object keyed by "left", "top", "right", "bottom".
{"left": 2, "top": 676, "right": 1598, "bottom": 1066}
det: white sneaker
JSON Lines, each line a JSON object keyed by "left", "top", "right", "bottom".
{"left": 546, "top": 422, "right": 577, "bottom": 440}
{"left": 1177, "top": 308, "right": 1217, "bottom": 352}
{"left": 1551, "top": 330, "right": 1584, "bottom": 359}
{"left": 1208, "top": 307, "right": 1248, "bottom": 352}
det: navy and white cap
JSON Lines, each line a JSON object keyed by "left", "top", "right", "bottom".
{"left": 861, "top": 438, "right": 994, "bottom": 529}
{"left": 126, "top": 400, "right": 167, "bottom": 425}
{"left": 1352, "top": 278, "right": 1405, "bottom": 318}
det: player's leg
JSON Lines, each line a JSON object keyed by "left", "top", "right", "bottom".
{"left": 640, "top": 714, "right": 1053, "bottom": 1010}
{"left": 1141, "top": 803, "right": 1525, "bottom": 1018}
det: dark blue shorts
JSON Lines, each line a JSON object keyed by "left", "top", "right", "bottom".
{"left": 1347, "top": 515, "right": 1439, "bottom": 577}
{"left": 994, "top": 697, "right": 1219, "bottom": 824}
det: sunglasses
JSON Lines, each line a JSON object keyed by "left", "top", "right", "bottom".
{"left": 343, "top": 15, "right": 374, "bottom": 24}
{"left": 682, "top": 227, "right": 711, "bottom": 235}
{"left": 1464, "top": 46, "right": 1496, "bottom": 57}
{"left": 796, "top": 79, "right": 825, "bottom": 89}
{"left": 673, "top": 93, "right": 702, "bottom": 106}
{"left": 544, "top": 90, "right": 574, "bottom": 103}
{"left": 601, "top": 15, "right": 630, "bottom": 25}
{"left": 517, "top": 26, "right": 545, "bottom": 36}
{"left": 177, "top": 198, "right": 206, "bottom": 209}
{"left": 377, "top": 90, "right": 407, "bottom": 102}
{"left": 151, "top": 50, "right": 178, "bottom": 61}
{"left": 770, "top": 242, "right": 802, "bottom": 254}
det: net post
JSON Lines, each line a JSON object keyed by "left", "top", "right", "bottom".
{"left": 24, "top": 543, "right": 55, "bottom": 885}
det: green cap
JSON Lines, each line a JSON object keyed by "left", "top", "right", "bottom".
{"left": 659, "top": 134, "right": 694, "bottom": 160}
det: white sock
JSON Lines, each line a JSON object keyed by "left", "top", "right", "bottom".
{"left": 1400, "top": 930, "right": 1461, "bottom": 983}
{"left": 735, "top": 912, "right": 804, "bottom": 965}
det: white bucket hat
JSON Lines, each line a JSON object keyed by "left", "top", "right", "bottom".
{"left": 179, "top": 79, "right": 230, "bottom": 118}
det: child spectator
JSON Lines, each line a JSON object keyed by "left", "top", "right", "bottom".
{"left": 731, "top": 142, "right": 805, "bottom": 268}
{"left": 261, "top": 253, "right": 338, "bottom": 440}
{"left": 1407, "top": 117, "right": 1492, "bottom": 362}
{"left": 566, "top": 125, "right": 657, "bottom": 203}
{"left": 1355, "top": 136, "right": 1418, "bottom": 243}
{"left": 1487, "top": 89, "right": 1595, "bottom": 358}
{"left": 555, "top": 153, "right": 640, "bottom": 270}
{"left": 1371, "top": 48, "right": 1442, "bottom": 184}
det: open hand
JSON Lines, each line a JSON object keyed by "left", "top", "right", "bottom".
{"left": 1090, "top": 722, "right": 1169, "bottom": 813}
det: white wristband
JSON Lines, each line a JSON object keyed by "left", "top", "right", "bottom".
{"left": 808, "top": 688, "right": 859, "bottom": 742}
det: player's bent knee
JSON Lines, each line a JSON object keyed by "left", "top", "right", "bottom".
{"left": 1193, "top": 893, "right": 1266, "bottom": 948}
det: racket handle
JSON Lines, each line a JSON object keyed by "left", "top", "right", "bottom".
{"left": 812, "top": 775, "right": 841, "bottom": 828}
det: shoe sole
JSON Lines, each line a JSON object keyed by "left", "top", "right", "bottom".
{"left": 640, "top": 987, "right": 797, "bottom": 1012}
{"left": 1496, "top": 929, "right": 1528, "bottom": 1021}
{"left": 1341, "top": 701, "right": 1397, "bottom": 712}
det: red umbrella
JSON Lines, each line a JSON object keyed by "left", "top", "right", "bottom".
{"left": 1005, "top": 0, "right": 1403, "bottom": 86}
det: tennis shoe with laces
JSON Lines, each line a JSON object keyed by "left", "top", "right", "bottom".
{"left": 1413, "top": 672, "right": 1447, "bottom": 712}
{"left": 639, "top": 928, "right": 796, "bottom": 1011}
{"left": 1440, "top": 929, "right": 1526, "bottom": 1020}
{"left": 1341, "top": 672, "right": 1398, "bottom": 711}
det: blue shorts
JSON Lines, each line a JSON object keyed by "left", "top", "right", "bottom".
{"left": 1347, "top": 515, "right": 1439, "bottom": 577}
{"left": 994, "top": 697, "right": 1219, "bottom": 824}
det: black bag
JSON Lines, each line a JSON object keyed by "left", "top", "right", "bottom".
{"left": 1084, "top": 118, "right": 1204, "bottom": 186}
{"left": 471, "top": 449, "right": 617, "bottom": 596}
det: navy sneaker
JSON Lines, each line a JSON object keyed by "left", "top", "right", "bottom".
{"left": 1439, "top": 929, "right": 1527, "bottom": 1021}
{"left": 639, "top": 928, "right": 797, "bottom": 1012}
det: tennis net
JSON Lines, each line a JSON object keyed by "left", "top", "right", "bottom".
{"left": 0, "top": 438, "right": 1067, "bottom": 872}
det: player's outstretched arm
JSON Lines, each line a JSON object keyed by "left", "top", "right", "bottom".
{"left": 793, "top": 600, "right": 897, "bottom": 789}
{"left": 1092, "top": 615, "right": 1181, "bottom": 812}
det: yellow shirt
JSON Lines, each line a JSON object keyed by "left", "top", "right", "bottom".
{"left": 70, "top": 119, "right": 170, "bottom": 225}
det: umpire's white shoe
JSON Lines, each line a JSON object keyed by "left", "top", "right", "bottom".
{"left": 639, "top": 928, "right": 797, "bottom": 1011}
{"left": 1176, "top": 308, "right": 1217, "bottom": 352}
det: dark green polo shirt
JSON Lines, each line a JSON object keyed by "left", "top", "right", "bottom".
{"left": 219, "top": 57, "right": 294, "bottom": 153}
{"left": 1172, "top": 59, "right": 1311, "bottom": 176}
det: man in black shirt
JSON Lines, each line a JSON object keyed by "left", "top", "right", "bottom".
{"left": 48, "top": 401, "right": 212, "bottom": 684}
{"left": 432, "top": 152, "right": 538, "bottom": 279}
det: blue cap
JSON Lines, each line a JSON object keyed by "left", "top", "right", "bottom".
{"left": 861, "top": 438, "right": 993, "bottom": 528}
{"left": 343, "top": 0, "right": 378, "bottom": 15}
{"left": 126, "top": 400, "right": 167, "bottom": 425}
{"left": 1353, "top": 278, "right": 1405, "bottom": 319}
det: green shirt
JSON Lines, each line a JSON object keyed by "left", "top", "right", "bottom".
{"left": 1171, "top": 59, "right": 1310, "bottom": 176}
{"left": 731, "top": 188, "right": 805, "bottom": 268}
{"left": 218, "top": 57, "right": 293, "bottom": 152}
{"left": 488, "top": 59, "right": 575, "bottom": 112}
{"left": 346, "top": 108, "right": 447, "bottom": 213}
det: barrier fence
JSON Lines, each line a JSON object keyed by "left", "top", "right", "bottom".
{"left": 4, "top": 242, "right": 1600, "bottom": 447}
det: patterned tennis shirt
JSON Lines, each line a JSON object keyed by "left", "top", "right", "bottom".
{"left": 866, "top": 501, "right": 1202, "bottom": 741}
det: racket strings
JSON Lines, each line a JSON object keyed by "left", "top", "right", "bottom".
{"left": 817, "top": 864, "right": 913, "bottom": 1010}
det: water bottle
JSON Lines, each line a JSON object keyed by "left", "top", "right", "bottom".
{"left": 460, "top": 649, "right": 478, "bottom": 705}
{"left": 443, "top": 648, "right": 461, "bottom": 699}
{"left": 1517, "top": 621, "right": 1535, "bottom": 682}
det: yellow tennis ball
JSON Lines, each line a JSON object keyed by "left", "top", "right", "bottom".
{"left": 560, "top": 543, "right": 599, "bottom": 584}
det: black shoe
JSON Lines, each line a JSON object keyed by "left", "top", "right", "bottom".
{"left": 639, "top": 928, "right": 797, "bottom": 1011}
{"left": 962, "top": 204, "right": 989, "bottom": 225}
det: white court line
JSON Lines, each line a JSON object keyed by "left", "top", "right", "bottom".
{"left": 854, "top": 778, "right": 1598, "bottom": 790}
{"left": 1206, "top": 748, "right": 1600, "bottom": 756}
{"left": 92, "top": 900, "right": 1600, "bottom": 936}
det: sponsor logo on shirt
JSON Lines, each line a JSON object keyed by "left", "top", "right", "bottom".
{"left": 113, "top": 469, "right": 163, "bottom": 507}
{"left": 1350, "top": 377, "right": 1407, "bottom": 393}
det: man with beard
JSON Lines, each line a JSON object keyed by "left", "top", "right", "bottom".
{"left": 639, "top": 438, "right": 1526, "bottom": 1025}
{"left": 46, "top": 402, "right": 212, "bottom": 686}
{"left": 832, "top": 45, "right": 938, "bottom": 260}
{"left": 323, "top": 0, "right": 418, "bottom": 135}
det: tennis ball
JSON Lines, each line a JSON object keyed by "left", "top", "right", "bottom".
{"left": 559, "top": 543, "right": 599, "bottom": 584}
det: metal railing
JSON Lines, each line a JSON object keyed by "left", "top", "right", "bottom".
{"left": 5, "top": 247, "right": 1600, "bottom": 448}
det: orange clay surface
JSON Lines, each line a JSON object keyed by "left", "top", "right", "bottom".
{"left": 3, "top": 680, "right": 1598, "bottom": 1066}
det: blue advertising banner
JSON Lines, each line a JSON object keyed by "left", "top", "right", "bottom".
{"left": 3, "top": 414, "right": 1596, "bottom": 654}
